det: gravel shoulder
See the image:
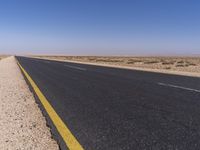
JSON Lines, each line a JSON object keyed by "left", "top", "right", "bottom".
{"left": 0, "top": 56, "right": 59, "bottom": 150}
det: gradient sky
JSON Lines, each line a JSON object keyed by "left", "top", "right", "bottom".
{"left": 0, "top": 0, "right": 200, "bottom": 55}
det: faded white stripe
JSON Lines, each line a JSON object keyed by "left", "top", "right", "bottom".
{"left": 64, "top": 64, "right": 86, "bottom": 71}
{"left": 158, "top": 82, "right": 200, "bottom": 93}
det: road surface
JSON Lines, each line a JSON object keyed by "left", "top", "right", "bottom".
{"left": 17, "top": 56, "right": 200, "bottom": 150}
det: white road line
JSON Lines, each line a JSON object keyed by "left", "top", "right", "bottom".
{"left": 158, "top": 82, "right": 200, "bottom": 93}
{"left": 64, "top": 64, "right": 87, "bottom": 71}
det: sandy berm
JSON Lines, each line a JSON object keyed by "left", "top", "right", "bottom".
{"left": 0, "top": 56, "right": 59, "bottom": 150}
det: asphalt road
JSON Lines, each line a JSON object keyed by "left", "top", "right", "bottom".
{"left": 17, "top": 57, "right": 200, "bottom": 150}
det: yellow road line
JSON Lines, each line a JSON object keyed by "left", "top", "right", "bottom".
{"left": 17, "top": 62, "right": 84, "bottom": 150}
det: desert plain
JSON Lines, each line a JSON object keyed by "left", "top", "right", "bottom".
{"left": 0, "top": 55, "right": 8, "bottom": 60}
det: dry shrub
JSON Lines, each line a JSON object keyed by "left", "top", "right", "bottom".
{"left": 162, "top": 61, "right": 175, "bottom": 65}
{"left": 144, "top": 60, "right": 159, "bottom": 64}
{"left": 126, "top": 59, "right": 142, "bottom": 64}
{"left": 176, "top": 64, "right": 185, "bottom": 67}
{"left": 177, "top": 60, "right": 185, "bottom": 64}
{"left": 165, "top": 67, "right": 171, "bottom": 69}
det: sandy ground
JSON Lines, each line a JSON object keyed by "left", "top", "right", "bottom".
{"left": 0, "top": 56, "right": 59, "bottom": 150}
{"left": 34, "top": 56, "right": 200, "bottom": 78}
{"left": 0, "top": 55, "right": 8, "bottom": 60}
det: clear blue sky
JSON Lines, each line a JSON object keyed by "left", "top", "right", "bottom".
{"left": 0, "top": 0, "right": 200, "bottom": 55}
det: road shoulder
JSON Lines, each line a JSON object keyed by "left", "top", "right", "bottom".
{"left": 0, "top": 56, "right": 59, "bottom": 150}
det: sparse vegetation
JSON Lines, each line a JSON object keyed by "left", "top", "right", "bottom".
{"left": 162, "top": 61, "right": 175, "bottom": 65}
{"left": 165, "top": 67, "right": 171, "bottom": 69}
{"left": 144, "top": 60, "right": 159, "bottom": 64}
{"left": 177, "top": 60, "right": 185, "bottom": 64}
{"left": 96, "top": 58, "right": 123, "bottom": 63}
{"left": 176, "top": 64, "right": 185, "bottom": 67}
{"left": 185, "top": 62, "right": 197, "bottom": 66}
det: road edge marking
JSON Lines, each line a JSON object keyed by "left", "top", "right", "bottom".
{"left": 17, "top": 61, "right": 84, "bottom": 150}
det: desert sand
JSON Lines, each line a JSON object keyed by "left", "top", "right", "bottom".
{"left": 0, "top": 55, "right": 8, "bottom": 60}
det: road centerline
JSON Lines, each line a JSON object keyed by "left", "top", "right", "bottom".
{"left": 158, "top": 82, "right": 200, "bottom": 93}
{"left": 64, "top": 64, "right": 87, "bottom": 71}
